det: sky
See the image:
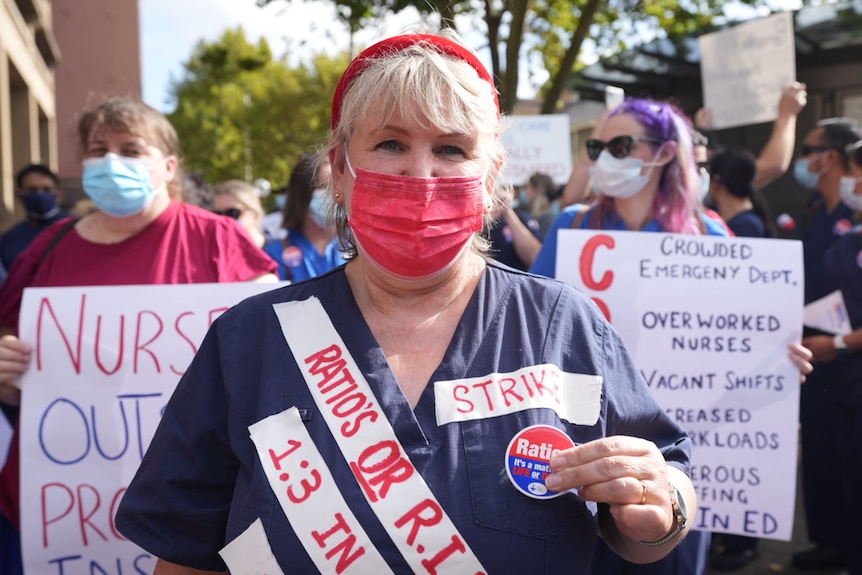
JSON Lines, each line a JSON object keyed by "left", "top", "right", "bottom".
{"left": 138, "top": 0, "right": 802, "bottom": 115}
{"left": 138, "top": 0, "right": 466, "bottom": 113}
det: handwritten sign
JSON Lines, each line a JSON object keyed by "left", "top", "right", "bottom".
{"left": 500, "top": 114, "right": 572, "bottom": 185}
{"left": 17, "top": 282, "right": 283, "bottom": 575}
{"left": 556, "top": 230, "right": 803, "bottom": 541}
{"left": 699, "top": 11, "right": 796, "bottom": 130}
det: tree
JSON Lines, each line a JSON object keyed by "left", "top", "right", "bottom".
{"left": 257, "top": 0, "right": 784, "bottom": 115}
{"left": 167, "top": 28, "right": 349, "bottom": 189}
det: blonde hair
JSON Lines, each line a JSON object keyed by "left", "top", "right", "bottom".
{"left": 77, "top": 96, "right": 185, "bottom": 200}
{"left": 321, "top": 32, "right": 510, "bottom": 258}
{"left": 213, "top": 180, "right": 264, "bottom": 216}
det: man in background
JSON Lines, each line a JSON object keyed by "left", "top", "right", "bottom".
{"left": 0, "top": 164, "right": 69, "bottom": 276}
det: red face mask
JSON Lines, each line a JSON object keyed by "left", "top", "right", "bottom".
{"left": 347, "top": 161, "right": 486, "bottom": 280}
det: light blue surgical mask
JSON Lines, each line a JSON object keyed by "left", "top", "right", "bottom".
{"left": 700, "top": 172, "right": 711, "bottom": 201}
{"left": 82, "top": 153, "right": 156, "bottom": 217}
{"left": 308, "top": 189, "right": 329, "bottom": 228}
{"left": 793, "top": 158, "right": 822, "bottom": 190}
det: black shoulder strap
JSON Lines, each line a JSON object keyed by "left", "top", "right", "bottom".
{"left": 38, "top": 218, "right": 78, "bottom": 266}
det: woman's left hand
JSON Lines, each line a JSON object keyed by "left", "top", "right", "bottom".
{"left": 546, "top": 436, "right": 676, "bottom": 543}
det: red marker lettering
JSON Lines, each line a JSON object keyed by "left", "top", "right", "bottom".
{"left": 579, "top": 234, "right": 615, "bottom": 290}
{"left": 268, "top": 439, "right": 302, "bottom": 470}
{"left": 470, "top": 379, "right": 495, "bottom": 411}
{"left": 305, "top": 344, "right": 345, "bottom": 377}
{"left": 453, "top": 385, "right": 475, "bottom": 413}
{"left": 41, "top": 483, "right": 74, "bottom": 547}
{"left": 496, "top": 377, "right": 524, "bottom": 407}
{"left": 350, "top": 440, "right": 414, "bottom": 502}
{"left": 394, "top": 499, "right": 443, "bottom": 546}
{"left": 421, "top": 535, "right": 468, "bottom": 574}
{"left": 311, "top": 513, "right": 367, "bottom": 574}
{"left": 75, "top": 484, "right": 109, "bottom": 545}
{"left": 133, "top": 310, "right": 164, "bottom": 374}
{"left": 580, "top": 234, "right": 615, "bottom": 321}
{"left": 171, "top": 311, "right": 199, "bottom": 375}
{"left": 36, "top": 295, "right": 85, "bottom": 373}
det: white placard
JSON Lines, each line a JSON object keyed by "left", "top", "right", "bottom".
{"left": 500, "top": 114, "right": 572, "bottom": 185}
{"left": 803, "top": 290, "right": 851, "bottom": 335}
{"left": 556, "top": 230, "right": 803, "bottom": 541}
{"left": 699, "top": 12, "right": 796, "bottom": 130}
{"left": 17, "top": 282, "right": 283, "bottom": 575}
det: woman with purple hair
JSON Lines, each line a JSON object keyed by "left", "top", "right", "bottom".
{"left": 531, "top": 97, "right": 721, "bottom": 575}
{"left": 531, "top": 97, "right": 728, "bottom": 272}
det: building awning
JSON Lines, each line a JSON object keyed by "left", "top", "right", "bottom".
{"left": 572, "top": 2, "right": 862, "bottom": 101}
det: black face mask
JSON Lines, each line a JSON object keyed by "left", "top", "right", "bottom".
{"left": 22, "top": 192, "right": 59, "bottom": 220}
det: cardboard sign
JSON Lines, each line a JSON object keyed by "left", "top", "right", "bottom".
{"left": 556, "top": 230, "right": 803, "bottom": 541}
{"left": 500, "top": 114, "right": 572, "bottom": 185}
{"left": 699, "top": 12, "right": 796, "bottom": 130}
{"left": 18, "top": 282, "right": 282, "bottom": 575}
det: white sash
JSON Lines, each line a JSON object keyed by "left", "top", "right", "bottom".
{"left": 273, "top": 297, "right": 488, "bottom": 575}
{"left": 248, "top": 407, "right": 394, "bottom": 574}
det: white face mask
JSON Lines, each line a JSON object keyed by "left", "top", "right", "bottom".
{"left": 700, "top": 172, "right": 711, "bottom": 201}
{"left": 589, "top": 149, "right": 664, "bottom": 199}
{"left": 839, "top": 175, "right": 862, "bottom": 210}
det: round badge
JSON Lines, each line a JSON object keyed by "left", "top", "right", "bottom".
{"left": 282, "top": 246, "right": 304, "bottom": 267}
{"left": 505, "top": 424, "right": 576, "bottom": 500}
{"left": 834, "top": 219, "right": 852, "bottom": 236}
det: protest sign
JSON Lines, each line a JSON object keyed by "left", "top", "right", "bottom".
{"left": 500, "top": 114, "right": 572, "bottom": 185}
{"left": 699, "top": 11, "right": 796, "bottom": 130}
{"left": 17, "top": 282, "right": 282, "bottom": 575}
{"left": 556, "top": 230, "right": 803, "bottom": 540}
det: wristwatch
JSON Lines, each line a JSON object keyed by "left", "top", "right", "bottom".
{"left": 834, "top": 334, "right": 849, "bottom": 353}
{"left": 635, "top": 483, "right": 688, "bottom": 547}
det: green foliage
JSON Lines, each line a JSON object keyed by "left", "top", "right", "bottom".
{"left": 255, "top": 0, "right": 784, "bottom": 114}
{"left": 167, "top": 28, "right": 349, "bottom": 189}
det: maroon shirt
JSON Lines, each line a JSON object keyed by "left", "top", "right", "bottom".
{"left": 0, "top": 200, "right": 276, "bottom": 528}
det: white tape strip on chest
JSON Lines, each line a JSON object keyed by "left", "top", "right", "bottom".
{"left": 434, "top": 364, "right": 602, "bottom": 426}
{"left": 219, "top": 518, "right": 287, "bottom": 575}
{"left": 249, "top": 407, "right": 394, "bottom": 574}
{"left": 273, "top": 297, "right": 488, "bottom": 575}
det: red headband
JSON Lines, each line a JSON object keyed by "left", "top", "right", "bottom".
{"left": 331, "top": 34, "right": 499, "bottom": 130}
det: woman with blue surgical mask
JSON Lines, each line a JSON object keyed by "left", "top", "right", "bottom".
{"left": 0, "top": 97, "right": 279, "bottom": 575}
{"left": 268, "top": 153, "right": 345, "bottom": 283}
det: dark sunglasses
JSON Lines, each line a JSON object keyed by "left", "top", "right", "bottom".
{"left": 799, "top": 144, "right": 835, "bottom": 157}
{"left": 586, "top": 135, "right": 662, "bottom": 161}
{"left": 213, "top": 208, "right": 244, "bottom": 219}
